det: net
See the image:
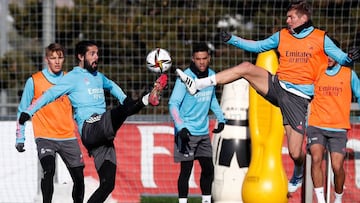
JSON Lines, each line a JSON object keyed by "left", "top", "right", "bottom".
{"left": 2, "top": 0, "right": 359, "bottom": 117}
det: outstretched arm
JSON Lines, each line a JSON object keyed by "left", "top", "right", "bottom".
{"left": 21, "top": 74, "right": 73, "bottom": 121}
{"left": 325, "top": 35, "right": 360, "bottom": 66}
{"left": 221, "top": 30, "right": 280, "bottom": 53}
{"left": 102, "top": 74, "right": 127, "bottom": 104}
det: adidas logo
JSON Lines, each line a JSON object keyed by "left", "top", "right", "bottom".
{"left": 185, "top": 78, "right": 193, "bottom": 86}
{"left": 86, "top": 115, "right": 102, "bottom": 123}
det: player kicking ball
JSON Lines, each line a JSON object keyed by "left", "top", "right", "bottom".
{"left": 18, "top": 40, "right": 167, "bottom": 203}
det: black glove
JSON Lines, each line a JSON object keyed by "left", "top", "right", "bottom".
{"left": 212, "top": 122, "right": 225, "bottom": 133}
{"left": 220, "top": 30, "right": 232, "bottom": 42}
{"left": 15, "top": 143, "right": 25, "bottom": 152}
{"left": 177, "top": 128, "right": 191, "bottom": 143}
{"left": 19, "top": 112, "right": 31, "bottom": 125}
{"left": 348, "top": 47, "right": 360, "bottom": 61}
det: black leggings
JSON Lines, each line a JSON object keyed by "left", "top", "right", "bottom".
{"left": 110, "top": 97, "right": 145, "bottom": 131}
{"left": 40, "top": 156, "right": 84, "bottom": 203}
{"left": 178, "top": 157, "right": 214, "bottom": 198}
{"left": 87, "top": 160, "right": 116, "bottom": 203}
{"left": 68, "top": 166, "right": 85, "bottom": 203}
{"left": 40, "top": 156, "right": 56, "bottom": 203}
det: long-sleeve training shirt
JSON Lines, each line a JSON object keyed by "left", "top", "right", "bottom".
{"left": 16, "top": 68, "right": 75, "bottom": 143}
{"left": 169, "top": 68, "right": 226, "bottom": 136}
{"left": 24, "top": 66, "right": 127, "bottom": 135}
{"left": 227, "top": 26, "right": 353, "bottom": 97}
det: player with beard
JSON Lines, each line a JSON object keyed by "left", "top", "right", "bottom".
{"left": 18, "top": 40, "right": 168, "bottom": 202}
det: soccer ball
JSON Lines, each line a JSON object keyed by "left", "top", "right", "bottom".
{"left": 146, "top": 48, "right": 172, "bottom": 73}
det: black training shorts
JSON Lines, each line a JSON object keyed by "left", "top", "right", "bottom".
{"left": 264, "top": 74, "right": 310, "bottom": 135}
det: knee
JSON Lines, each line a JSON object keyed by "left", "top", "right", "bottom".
{"left": 179, "top": 168, "right": 192, "bottom": 180}
{"left": 179, "top": 161, "right": 194, "bottom": 179}
{"left": 70, "top": 166, "right": 85, "bottom": 186}
{"left": 99, "top": 177, "right": 115, "bottom": 195}
{"left": 40, "top": 156, "right": 56, "bottom": 179}
{"left": 201, "top": 168, "right": 214, "bottom": 179}
{"left": 239, "top": 61, "right": 252, "bottom": 67}
{"left": 201, "top": 168, "right": 214, "bottom": 182}
{"left": 310, "top": 154, "right": 323, "bottom": 166}
{"left": 289, "top": 150, "right": 302, "bottom": 161}
{"left": 332, "top": 163, "right": 344, "bottom": 175}
{"left": 239, "top": 61, "right": 254, "bottom": 73}
{"left": 231, "top": 61, "right": 253, "bottom": 76}
{"left": 70, "top": 167, "right": 84, "bottom": 203}
{"left": 199, "top": 158, "right": 214, "bottom": 179}
{"left": 202, "top": 164, "right": 214, "bottom": 178}
{"left": 288, "top": 144, "right": 304, "bottom": 161}
{"left": 98, "top": 161, "right": 116, "bottom": 195}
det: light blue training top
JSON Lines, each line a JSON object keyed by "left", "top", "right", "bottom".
{"left": 24, "top": 66, "right": 127, "bottom": 135}
{"left": 16, "top": 68, "right": 75, "bottom": 143}
{"left": 169, "top": 68, "right": 226, "bottom": 136}
{"left": 227, "top": 26, "right": 353, "bottom": 97}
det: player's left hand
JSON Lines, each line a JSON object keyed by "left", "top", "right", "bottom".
{"left": 15, "top": 143, "right": 25, "bottom": 152}
{"left": 348, "top": 47, "right": 360, "bottom": 61}
{"left": 220, "top": 31, "right": 232, "bottom": 42}
{"left": 19, "top": 112, "right": 30, "bottom": 125}
{"left": 178, "top": 128, "right": 191, "bottom": 143}
{"left": 212, "top": 122, "right": 225, "bottom": 133}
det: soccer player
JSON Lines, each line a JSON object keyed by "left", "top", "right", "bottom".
{"left": 16, "top": 43, "right": 85, "bottom": 203}
{"left": 18, "top": 40, "right": 167, "bottom": 202}
{"left": 176, "top": 0, "right": 360, "bottom": 193}
{"left": 169, "top": 42, "right": 225, "bottom": 203}
{"left": 307, "top": 39, "right": 360, "bottom": 203}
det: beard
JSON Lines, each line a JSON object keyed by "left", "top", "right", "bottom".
{"left": 84, "top": 59, "right": 98, "bottom": 73}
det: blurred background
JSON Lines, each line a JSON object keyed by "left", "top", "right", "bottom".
{"left": 1, "top": 0, "right": 359, "bottom": 118}
{"left": 1, "top": 1, "right": 360, "bottom": 202}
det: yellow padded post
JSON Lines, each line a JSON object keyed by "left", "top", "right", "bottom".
{"left": 242, "top": 50, "right": 288, "bottom": 203}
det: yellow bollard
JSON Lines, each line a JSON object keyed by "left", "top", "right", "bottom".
{"left": 241, "top": 50, "right": 288, "bottom": 203}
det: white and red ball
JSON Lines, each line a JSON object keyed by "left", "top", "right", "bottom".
{"left": 146, "top": 48, "right": 172, "bottom": 73}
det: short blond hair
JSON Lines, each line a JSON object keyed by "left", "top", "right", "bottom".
{"left": 45, "top": 43, "right": 65, "bottom": 57}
